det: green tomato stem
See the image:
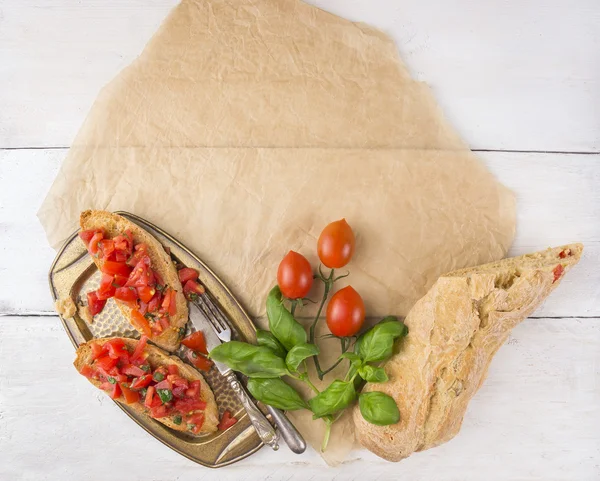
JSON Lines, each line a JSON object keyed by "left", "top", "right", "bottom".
{"left": 310, "top": 268, "right": 335, "bottom": 380}
{"left": 318, "top": 336, "right": 353, "bottom": 378}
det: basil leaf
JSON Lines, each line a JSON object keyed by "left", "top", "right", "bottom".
{"left": 285, "top": 343, "right": 319, "bottom": 372}
{"left": 153, "top": 372, "right": 165, "bottom": 382}
{"left": 358, "top": 365, "right": 388, "bottom": 383}
{"left": 256, "top": 329, "right": 287, "bottom": 358}
{"left": 358, "top": 317, "right": 408, "bottom": 363}
{"left": 266, "top": 286, "right": 307, "bottom": 350}
{"left": 173, "top": 414, "right": 182, "bottom": 425}
{"left": 108, "top": 377, "right": 116, "bottom": 384}
{"left": 309, "top": 380, "right": 356, "bottom": 418}
{"left": 208, "top": 341, "right": 289, "bottom": 378}
{"left": 359, "top": 392, "right": 400, "bottom": 426}
{"left": 339, "top": 352, "right": 362, "bottom": 367}
{"left": 247, "top": 378, "right": 308, "bottom": 411}
{"left": 157, "top": 389, "right": 173, "bottom": 404}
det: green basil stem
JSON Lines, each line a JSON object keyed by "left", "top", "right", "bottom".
{"left": 288, "top": 366, "right": 320, "bottom": 395}
{"left": 321, "top": 417, "right": 333, "bottom": 452}
{"left": 290, "top": 302, "right": 297, "bottom": 317}
{"left": 310, "top": 268, "right": 335, "bottom": 379}
{"left": 319, "top": 336, "right": 352, "bottom": 378}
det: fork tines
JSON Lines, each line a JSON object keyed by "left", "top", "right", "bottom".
{"left": 193, "top": 291, "right": 232, "bottom": 342}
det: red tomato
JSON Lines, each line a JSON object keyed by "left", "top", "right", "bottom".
{"left": 96, "top": 274, "right": 116, "bottom": 300}
{"left": 168, "top": 289, "right": 177, "bottom": 316}
{"left": 188, "top": 412, "right": 205, "bottom": 433}
{"left": 120, "top": 384, "right": 140, "bottom": 404}
{"left": 185, "top": 380, "right": 201, "bottom": 399}
{"left": 181, "top": 331, "right": 208, "bottom": 354}
{"left": 91, "top": 342, "right": 103, "bottom": 360}
{"left": 131, "top": 335, "right": 148, "bottom": 362}
{"left": 147, "top": 293, "right": 161, "bottom": 313}
{"left": 99, "top": 239, "right": 115, "bottom": 260}
{"left": 317, "top": 219, "right": 355, "bottom": 268}
{"left": 95, "top": 355, "right": 118, "bottom": 371}
{"left": 131, "top": 309, "right": 152, "bottom": 337}
{"left": 326, "top": 286, "right": 365, "bottom": 337}
{"left": 80, "top": 365, "right": 94, "bottom": 378}
{"left": 553, "top": 264, "right": 564, "bottom": 283}
{"left": 154, "top": 379, "right": 172, "bottom": 391}
{"left": 121, "top": 364, "right": 146, "bottom": 377}
{"left": 151, "top": 405, "right": 169, "bottom": 418}
{"left": 127, "top": 243, "right": 149, "bottom": 267}
{"left": 88, "top": 231, "right": 105, "bottom": 256}
{"left": 167, "top": 364, "right": 179, "bottom": 376}
{"left": 100, "top": 381, "right": 122, "bottom": 400}
{"left": 101, "top": 261, "right": 132, "bottom": 277}
{"left": 183, "top": 280, "right": 205, "bottom": 300}
{"left": 186, "top": 350, "right": 213, "bottom": 371}
{"left": 276, "top": 251, "right": 313, "bottom": 299}
{"left": 174, "top": 398, "right": 206, "bottom": 414}
{"left": 178, "top": 268, "right": 199, "bottom": 284}
{"left": 87, "top": 291, "right": 107, "bottom": 316}
{"left": 125, "top": 257, "right": 154, "bottom": 287}
{"left": 112, "top": 274, "right": 129, "bottom": 287}
{"left": 144, "top": 385, "right": 156, "bottom": 408}
{"left": 104, "top": 338, "right": 127, "bottom": 359}
{"left": 130, "top": 374, "right": 153, "bottom": 390}
{"left": 113, "top": 232, "right": 133, "bottom": 255}
{"left": 114, "top": 286, "right": 138, "bottom": 303}
{"left": 218, "top": 410, "right": 238, "bottom": 431}
{"left": 79, "top": 229, "right": 101, "bottom": 245}
{"left": 137, "top": 286, "right": 156, "bottom": 303}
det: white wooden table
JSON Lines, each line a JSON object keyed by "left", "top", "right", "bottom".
{"left": 1, "top": 1, "right": 599, "bottom": 480}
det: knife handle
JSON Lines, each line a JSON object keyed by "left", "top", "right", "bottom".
{"left": 226, "top": 371, "right": 280, "bottom": 451}
{"left": 265, "top": 405, "right": 307, "bottom": 454}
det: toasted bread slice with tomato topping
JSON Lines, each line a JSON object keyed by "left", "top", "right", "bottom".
{"left": 74, "top": 337, "right": 219, "bottom": 434}
{"left": 80, "top": 210, "right": 188, "bottom": 352}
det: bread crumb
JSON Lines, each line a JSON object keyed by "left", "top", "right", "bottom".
{"left": 55, "top": 297, "right": 77, "bottom": 318}
{"left": 79, "top": 305, "right": 93, "bottom": 324}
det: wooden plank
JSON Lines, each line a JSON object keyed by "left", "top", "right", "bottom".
{"left": 0, "top": 315, "right": 598, "bottom": 479}
{"left": 0, "top": 0, "right": 599, "bottom": 151}
{"left": 1, "top": 149, "right": 599, "bottom": 316}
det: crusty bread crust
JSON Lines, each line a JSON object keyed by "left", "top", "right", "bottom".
{"left": 80, "top": 210, "right": 188, "bottom": 351}
{"left": 74, "top": 337, "right": 218, "bottom": 433}
{"left": 354, "top": 243, "right": 583, "bottom": 462}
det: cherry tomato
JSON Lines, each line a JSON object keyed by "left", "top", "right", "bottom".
{"left": 276, "top": 251, "right": 313, "bottom": 299}
{"left": 317, "top": 219, "right": 355, "bottom": 269}
{"left": 181, "top": 331, "right": 208, "bottom": 354}
{"left": 326, "top": 286, "right": 365, "bottom": 337}
{"left": 178, "top": 267, "right": 199, "bottom": 284}
{"left": 218, "top": 410, "right": 238, "bottom": 431}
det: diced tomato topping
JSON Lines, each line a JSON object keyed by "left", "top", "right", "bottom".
{"left": 113, "top": 232, "right": 133, "bottom": 255}
{"left": 168, "top": 290, "right": 177, "bottom": 316}
{"left": 112, "top": 274, "right": 129, "bottom": 287}
{"left": 114, "top": 286, "right": 138, "bottom": 303}
{"left": 121, "top": 364, "right": 145, "bottom": 377}
{"left": 79, "top": 229, "right": 103, "bottom": 245}
{"left": 99, "top": 239, "right": 115, "bottom": 259}
{"left": 87, "top": 291, "right": 107, "bottom": 316}
{"left": 168, "top": 375, "right": 189, "bottom": 389}
{"left": 144, "top": 385, "right": 156, "bottom": 408}
{"left": 131, "top": 309, "right": 152, "bottom": 337}
{"left": 80, "top": 364, "right": 94, "bottom": 378}
{"left": 185, "top": 380, "right": 201, "bottom": 399}
{"left": 91, "top": 342, "right": 103, "bottom": 360}
{"left": 181, "top": 331, "right": 208, "bottom": 354}
{"left": 102, "top": 261, "right": 132, "bottom": 277}
{"left": 178, "top": 268, "right": 199, "bottom": 284}
{"left": 183, "top": 280, "right": 205, "bottom": 300}
{"left": 137, "top": 286, "right": 156, "bottom": 304}
{"left": 96, "top": 274, "right": 116, "bottom": 300}
{"left": 105, "top": 339, "right": 127, "bottom": 359}
{"left": 559, "top": 249, "right": 571, "bottom": 259}
{"left": 174, "top": 398, "right": 207, "bottom": 415}
{"left": 186, "top": 350, "right": 213, "bottom": 372}
{"left": 95, "top": 355, "right": 118, "bottom": 371}
{"left": 130, "top": 335, "right": 148, "bottom": 362}
{"left": 88, "top": 231, "right": 105, "bottom": 256}
{"left": 120, "top": 384, "right": 140, "bottom": 404}
{"left": 127, "top": 243, "right": 149, "bottom": 267}
{"left": 188, "top": 412, "right": 205, "bottom": 433}
{"left": 125, "top": 256, "right": 154, "bottom": 288}
{"left": 553, "top": 264, "right": 564, "bottom": 283}
{"left": 218, "top": 410, "right": 238, "bottom": 431}
{"left": 149, "top": 394, "right": 162, "bottom": 409}
{"left": 151, "top": 405, "right": 169, "bottom": 418}
{"left": 173, "top": 385, "right": 187, "bottom": 399}
{"left": 130, "top": 374, "right": 153, "bottom": 390}
{"left": 167, "top": 364, "right": 179, "bottom": 376}
{"left": 148, "top": 293, "right": 161, "bottom": 313}
{"left": 154, "top": 379, "right": 172, "bottom": 391}
{"left": 158, "top": 316, "right": 170, "bottom": 331}
{"left": 105, "top": 382, "right": 122, "bottom": 400}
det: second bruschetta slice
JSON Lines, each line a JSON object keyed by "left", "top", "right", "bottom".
{"left": 75, "top": 336, "right": 219, "bottom": 434}
{"left": 79, "top": 210, "right": 188, "bottom": 351}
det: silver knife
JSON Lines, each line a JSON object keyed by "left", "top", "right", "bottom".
{"left": 188, "top": 302, "right": 280, "bottom": 451}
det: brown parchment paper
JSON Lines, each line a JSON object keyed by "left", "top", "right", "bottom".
{"left": 38, "top": 0, "right": 516, "bottom": 465}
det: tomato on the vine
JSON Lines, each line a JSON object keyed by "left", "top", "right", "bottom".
{"left": 317, "top": 219, "right": 355, "bottom": 269}
{"left": 326, "top": 286, "right": 365, "bottom": 337}
{"left": 277, "top": 251, "right": 313, "bottom": 299}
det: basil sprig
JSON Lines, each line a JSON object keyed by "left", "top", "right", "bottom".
{"left": 266, "top": 286, "right": 307, "bottom": 350}
{"left": 309, "top": 380, "right": 356, "bottom": 418}
{"left": 357, "top": 316, "right": 408, "bottom": 362}
{"left": 256, "top": 329, "right": 287, "bottom": 358}
{"left": 286, "top": 343, "right": 319, "bottom": 372}
{"left": 247, "top": 378, "right": 308, "bottom": 411}
{"left": 208, "top": 341, "right": 288, "bottom": 378}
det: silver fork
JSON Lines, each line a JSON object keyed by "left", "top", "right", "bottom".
{"left": 192, "top": 293, "right": 307, "bottom": 454}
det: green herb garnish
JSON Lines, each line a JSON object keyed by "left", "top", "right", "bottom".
{"left": 141, "top": 364, "right": 151, "bottom": 372}
{"left": 173, "top": 415, "right": 182, "bottom": 425}
{"left": 157, "top": 389, "right": 173, "bottom": 404}
{"left": 108, "top": 377, "right": 116, "bottom": 384}
{"left": 153, "top": 372, "right": 165, "bottom": 382}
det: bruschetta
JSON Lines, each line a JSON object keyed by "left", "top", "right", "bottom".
{"left": 78, "top": 210, "right": 188, "bottom": 352}
{"left": 75, "top": 336, "right": 219, "bottom": 434}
